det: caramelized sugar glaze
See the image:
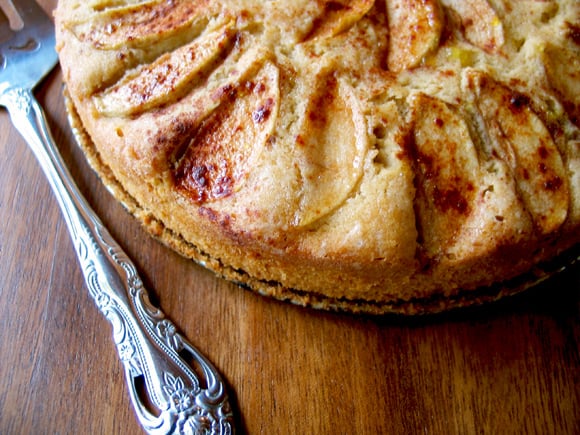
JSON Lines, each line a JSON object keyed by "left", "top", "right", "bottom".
{"left": 56, "top": 1, "right": 580, "bottom": 313}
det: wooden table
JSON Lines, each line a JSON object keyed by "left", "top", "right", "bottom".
{"left": 1, "top": 2, "right": 579, "bottom": 434}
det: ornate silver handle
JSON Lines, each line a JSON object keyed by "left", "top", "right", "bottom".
{"left": 3, "top": 87, "right": 235, "bottom": 434}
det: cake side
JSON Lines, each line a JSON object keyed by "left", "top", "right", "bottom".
{"left": 64, "top": 91, "right": 580, "bottom": 314}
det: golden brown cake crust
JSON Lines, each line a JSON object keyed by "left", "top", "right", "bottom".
{"left": 56, "top": 0, "right": 580, "bottom": 313}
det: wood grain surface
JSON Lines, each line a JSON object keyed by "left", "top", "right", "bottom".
{"left": 1, "top": 2, "right": 579, "bottom": 434}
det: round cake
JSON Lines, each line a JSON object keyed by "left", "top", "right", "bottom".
{"left": 55, "top": 0, "right": 580, "bottom": 314}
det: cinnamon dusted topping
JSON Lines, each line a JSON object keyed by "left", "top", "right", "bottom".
{"left": 566, "top": 21, "right": 580, "bottom": 46}
{"left": 56, "top": 0, "right": 580, "bottom": 313}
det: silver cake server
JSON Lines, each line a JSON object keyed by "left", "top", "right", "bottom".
{"left": 0, "top": 1, "right": 235, "bottom": 433}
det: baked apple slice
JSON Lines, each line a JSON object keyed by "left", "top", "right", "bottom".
{"left": 293, "top": 72, "right": 368, "bottom": 227}
{"left": 173, "top": 61, "right": 280, "bottom": 204}
{"left": 409, "top": 93, "right": 481, "bottom": 257}
{"left": 467, "top": 71, "right": 569, "bottom": 235}
{"left": 67, "top": 0, "right": 215, "bottom": 50}
{"left": 385, "top": 0, "right": 443, "bottom": 72}
{"left": 94, "top": 22, "right": 236, "bottom": 117}
{"left": 440, "top": 0, "right": 504, "bottom": 53}
{"left": 303, "top": 0, "right": 375, "bottom": 40}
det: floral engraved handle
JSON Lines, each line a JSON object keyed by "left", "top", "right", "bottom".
{"left": 4, "top": 87, "right": 235, "bottom": 434}
{"left": 80, "top": 225, "right": 234, "bottom": 435}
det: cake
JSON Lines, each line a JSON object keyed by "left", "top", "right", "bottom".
{"left": 55, "top": 0, "right": 580, "bottom": 314}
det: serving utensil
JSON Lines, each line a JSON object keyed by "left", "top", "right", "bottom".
{"left": 0, "top": 1, "right": 234, "bottom": 433}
